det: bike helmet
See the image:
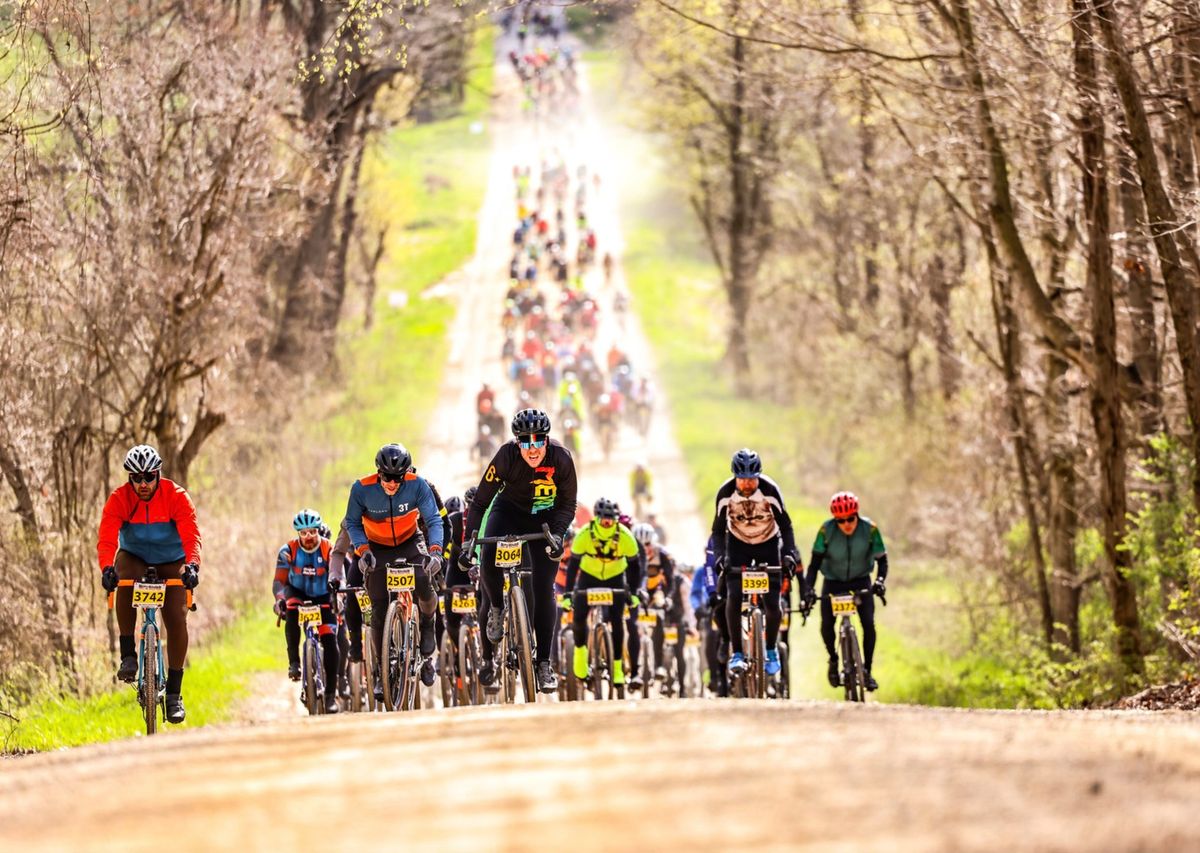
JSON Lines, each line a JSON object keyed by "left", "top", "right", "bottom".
{"left": 511, "top": 407, "right": 551, "bottom": 437}
{"left": 375, "top": 443, "right": 412, "bottom": 477}
{"left": 465, "top": 485, "right": 478, "bottom": 504}
{"left": 830, "top": 491, "right": 859, "bottom": 519}
{"left": 444, "top": 495, "right": 464, "bottom": 515}
{"left": 730, "top": 448, "right": 762, "bottom": 478}
{"left": 632, "top": 522, "right": 658, "bottom": 547}
{"left": 293, "top": 508, "right": 323, "bottom": 532}
{"left": 318, "top": 524, "right": 332, "bottom": 539}
{"left": 593, "top": 497, "right": 620, "bottom": 520}
{"left": 123, "top": 444, "right": 162, "bottom": 475}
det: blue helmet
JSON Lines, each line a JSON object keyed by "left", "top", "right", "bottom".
{"left": 730, "top": 448, "right": 762, "bottom": 478}
{"left": 293, "top": 508, "right": 323, "bottom": 532}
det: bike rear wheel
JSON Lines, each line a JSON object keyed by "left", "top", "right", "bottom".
{"left": 591, "top": 623, "right": 614, "bottom": 700}
{"left": 141, "top": 622, "right": 159, "bottom": 736}
{"left": 750, "top": 608, "right": 766, "bottom": 700}
{"left": 509, "top": 586, "right": 537, "bottom": 702}
{"left": 349, "top": 660, "right": 363, "bottom": 712}
{"left": 401, "top": 611, "right": 420, "bottom": 711}
{"left": 639, "top": 634, "right": 653, "bottom": 699}
{"left": 439, "top": 632, "right": 457, "bottom": 708}
{"left": 841, "top": 624, "right": 863, "bottom": 703}
{"left": 362, "top": 625, "right": 378, "bottom": 712}
{"left": 459, "top": 624, "right": 482, "bottom": 706}
{"left": 777, "top": 640, "right": 790, "bottom": 699}
{"left": 559, "top": 627, "right": 578, "bottom": 702}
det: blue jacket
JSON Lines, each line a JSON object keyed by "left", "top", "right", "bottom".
{"left": 690, "top": 536, "right": 719, "bottom": 610}
{"left": 275, "top": 539, "right": 334, "bottom": 599}
{"left": 345, "top": 472, "right": 443, "bottom": 553}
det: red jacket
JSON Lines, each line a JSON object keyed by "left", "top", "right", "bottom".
{"left": 97, "top": 478, "right": 202, "bottom": 569}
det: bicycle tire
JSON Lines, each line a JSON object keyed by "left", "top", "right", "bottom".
{"left": 841, "top": 625, "right": 862, "bottom": 703}
{"left": 439, "top": 632, "right": 457, "bottom": 708}
{"left": 509, "top": 585, "right": 537, "bottom": 702}
{"left": 381, "top": 600, "right": 404, "bottom": 711}
{"left": 599, "top": 623, "right": 617, "bottom": 700}
{"left": 304, "top": 636, "right": 321, "bottom": 716}
{"left": 751, "top": 608, "right": 766, "bottom": 700}
{"left": 639, "top": 634, "right": 653, "bottom": 699}
{"left": 778, "top": 640, "right": 790, "bottom": 700}
{"left": 142, "top": 622, "right": 159, "bottom": 736}
{"left": 349, "top": 660, "right": 363, "bottom": 712}
{"left": 400, "top": 609, "right": 419, "bottom": 711}
{"left": 499, "top": 633, "right": 517, "bottom": 704}
{"left": 460, "top": 623, "right": 482, "bottom": 706}
{"left": 848, "top": 624, "right": 867, "bottom": 703}
{"left": 559, "top": 627, "right": 578, "bottom": 702}
{"left": 362, "top": 626, "right": 378, "bottom": 712}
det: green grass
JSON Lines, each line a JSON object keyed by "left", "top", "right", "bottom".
{"left": 4, "top": 608, "right": 283, "bottom": 752}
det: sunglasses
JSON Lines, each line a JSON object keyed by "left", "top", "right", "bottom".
{"left": 598, "top": 517, "right": 616, "bottom": 525}
{"left": 519, "top": 436, "right": 548, "bottom": 449}
{"left": 836, "top": 515, "right": 858, "bottom": 525}
{"left": 378, "top": 471, "right": 403, "bottom": 483}
{"left": 128, "top": 471, "right": 159, "bottom": 484}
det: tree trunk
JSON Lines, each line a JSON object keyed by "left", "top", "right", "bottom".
{"left": 1076, "top": 0, "right": 1144, "bottom": 675}
{"left": 1044, "top": 354, "right": 1081, "bottom": 654}
{"left": 725, "top": 29, "right": 752, "bottom": 381}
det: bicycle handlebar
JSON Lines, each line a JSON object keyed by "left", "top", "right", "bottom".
{"left": 106, "top": 577, "right": 193, "bottom": 611}
{"left": 465, "top": 523, "right": 556, "bottom": 556}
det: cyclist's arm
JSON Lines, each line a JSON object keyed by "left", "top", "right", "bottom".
{"left": 805, "top": 527, "right": 828, "bottom": 590}
{"left": 564, "top": 551, "right": 582, "bottom": 591}
{"left": 551, "top": 452, "right": 579, "bottom": 541}
{"left": 330, "top": 522, "right": 352, "bottom": 578}
{"left": 875, "top": 553, "right": 889, "bottom": 582}
{"left": 468, "top": 444, "right": 514, "bottom": 526}
{"left": 96, "top": 486, "right": 127, "bottom": 569}
{"left": 416, "top": 480, "right": 444, "bottom": 554}
{"left": 273, "top": 545, "right": 291, "bottom": 599}
{"left": 872, "top": 525, "right": 889, "bottom": 581}
{"left": 169, "top": 482, "right": 203, "bottom": 566}
{"left": 425, "top": 479, "right": 451, "bottom": 558}
{"left": 710, "top": 501, "right": 729, "bottom": 563}
{"left": 344, "top": 482, "right": 369, "bottom": 554}
{"left": 689, "top": 569, "right": 707, "bottom": 610}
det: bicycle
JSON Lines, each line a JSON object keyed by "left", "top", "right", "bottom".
{"left": 439, "top": 584, "right": 484, "bottom": 707}
{"left": 380, "top": 559, "right": 423, "bottom": 712}
{"left": 338, "top": 586, "right": 377, "bottom": 713}
{"left": 634, "top": 601, "right": 660, "bottom": 699}
{"left": 108, "top": 567, "right": 193, "bottom": 735}
{"left": 467, "top": 524, "right": 555, "bottom": 704}
{"left": 556, "top": 604, "right": 579, "bottom": 702}
{"left": 572, "top": 586, "right": 625, "bottom": 700}
{"left": 805, "top": 588, "right": 886, "bottom": 703}
{"left": 278, "top": 599, "right": 333, "bottom": 716}
{"left": 683, "top": 627, "right": 703, "bottom": 698}
{"left": 728, "top": 563, "right": 782, "bottom": 700}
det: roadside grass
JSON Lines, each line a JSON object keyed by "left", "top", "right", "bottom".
{"left": 3, "top": 27, "right": 498, "bottom": 754}
{"left": 5, "top": 608, "right": 281, "bottom": 752}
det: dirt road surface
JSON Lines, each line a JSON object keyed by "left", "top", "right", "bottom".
{"left": 3, "top": 701, "right": 1199, "bottom": 852}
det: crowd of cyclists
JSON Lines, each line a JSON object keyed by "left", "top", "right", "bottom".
{"left": 94, "top": 9, "right": 891, "bottom": 723}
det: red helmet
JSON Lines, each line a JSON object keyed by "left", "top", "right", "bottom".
{"left": 830, "top": 491, "right": 859, "bottom": 519}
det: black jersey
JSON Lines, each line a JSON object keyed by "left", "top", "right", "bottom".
{"left": 711, "top": 475, "right": 797, "bottom": 560}
{"left": 468, "top": 439, "right": 578, "bottom": 539}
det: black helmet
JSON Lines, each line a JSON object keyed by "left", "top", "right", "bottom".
{"left": 511, "top": 408, "right": 551, "bottom": 437}
{"left": 375, "top": 443, "right": 412, "bottom": 477}
{"left": 465, "top": 485, "right": 478, "bottom": 504}
{"left": 731, "top": 448, "right": 762, "bottom": 478}
{"left": 444, "top": 495, "right": 464, "bottom": 515}
{"left": 593, "top": 497, "right": 620, "bottom": 520}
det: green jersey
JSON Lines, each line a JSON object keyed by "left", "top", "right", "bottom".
{"left": 812, "top": 517, "right": 886, "bottom": 582}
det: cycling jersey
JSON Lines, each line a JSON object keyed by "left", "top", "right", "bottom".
{"left": 806, "top": 517, "right": 887, "bottom": 583}
{"left": 568, "top": 520, "right": 638, "bottom": 582}
{"left": 644, "top": 545, "right": 676, "bottom": 592}
{"left": 97, "top": 477, "right": 201, "bottom": 568}
{"left": 711, "top": 475, "right": 797, "bottom": 559}
{"left": 274, "top": 538, "right": 334, "bottom": 599}
{"left": 468, "top": 439, "right": 578, "bottom": 541}
{"left": 344, "top": 471, "right": 443, "bottom": 553}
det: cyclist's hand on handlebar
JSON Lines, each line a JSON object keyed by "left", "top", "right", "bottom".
{"left": 801, "top": 586, "right": 817, "bottom": 609}
{"left": 275, "top": 598, "right": 288, "bottom": 618}
{"left": 468, "top": 564, "right": 480, "bottom": 583}
{"left": 101, "top": 565, "right": 118, "bottom": 593}
{"left": 426, "top": 554, "right": 443, "bottom": 580}
{"left": 545, "top": 532, "right": 564, "bottom": 560}
{"left": 782, "top": 554, "right": 797, "bottom": 578}
{"left": 871, "top": 579, "right": 886, "bottom": 599}
{"left": 329, "top": 578, "right": 341, "bottom": 593}
{"left": 359, "top": 549, "right": 376, "bottom": 572}
{"left": 181, "top": 562, "right": 200, "bottom": 590}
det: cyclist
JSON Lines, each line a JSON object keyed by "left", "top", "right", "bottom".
{"left": 465, "top": 408, "right": 578, "bottom": 693}
{"left": 439, "top": 494, "right": 478, "bottom": 664}
{"left": 97, "top": 444, "right": 201, "bottom": 725}
{"left": 630, "top": 461, "right": 653, "bottom": 516}
{"left": 330, "top": 519, "right": 366, "bottom": 667}
{"left": 344, "top": 443, "right": 445, "bottom": 696}
{"left": 711, "top": 448, "right": 799, "bottom": 679}
{"left": 802, "top": 491, "right": 888, "bottom": 691}
{"left": 620, "top": 510, "right": 650, "bottom": 689}
{"left": 691, "top": 536, "right": 727, "bottom": 696}
{"left": 272, "top": 509, "right": 340, "bottom": 714}
{"left": 563, "top": 498, "right": 640, "bottom": 686}
{"left": 633, "top": 522, "right": 683, "bottom": 683}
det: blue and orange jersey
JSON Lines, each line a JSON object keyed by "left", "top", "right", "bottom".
{"left": 274, "top": 538, "right": 333, "bottom": 599}
{"left": 96, "top": 477, "right": 202, "bottom": 569}
{"left": 344, "top": 472, "right": 443, "bottom": 554}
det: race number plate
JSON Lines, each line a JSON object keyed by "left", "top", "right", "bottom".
{"left": 297, "top": 605, "right": 321, "bottom": 627}
{"left": 355, "top": 590, "right": 372, "bottom": 612}
{"left": 664, "top": 626, "right": 679, "bottom": 644}
{"left": 686, "top": 633, "right": 700, "bottom": 647}
{"left": 495, "top": 540, "right": 524, "bottom": 568}
{"left": 132, "top": 582, "right": 166, "bottom": 609}
{"left": 438, "top": 597, "right": 446, "bottom": 615}
{"left": 386, "top": 565, "right": 415, "bottom": 591}
{"left": 831, "top": 594, "right": 857, "bottom": 616}
{"left": 638, "top": 611, "right": 658, "bottom": 625}
{"left": 452, "top": 591, "right": 477, "bottom": 614}
{"left": 741, "top": 571, "right": 769, "bottom": 594}
{"left": 586, "top": 589, "right": 614, "bottom": 606}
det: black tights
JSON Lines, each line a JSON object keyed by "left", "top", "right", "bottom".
{"left": 479, "top": 502, "right": 558, "bottom": 663}
{"left": 724, "top": 570, "right": 782, "bottom": 654}
{"left": 283, "top": 593, "right": 339, "bottom": 690}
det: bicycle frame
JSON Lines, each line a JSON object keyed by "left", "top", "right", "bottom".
{"left": 730, "top": 563, "right": 782, "bottom": 700}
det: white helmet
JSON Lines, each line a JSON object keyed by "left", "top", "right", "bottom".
{"left": 123, "top": 445, "right": 162, "bottom": 475}
{"left": 632, "top": 523, "right": 657, "bottom": 547}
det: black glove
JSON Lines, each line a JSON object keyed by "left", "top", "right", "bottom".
{"left": 359, "top": 549, "right": 377, "bottom": 572}
{"left": 706, "top": 592, "right": 719, "bottom": 610}
{"left": 468, "top": 564, "right": 480, "bottom": 584}
{"left": 329, "top": 578, "right": 341, "bottom": 593}
{"left": 101, "top": 565, "right": 119, "bottom": 593}
{"left": 802, "top": 586, "right": 817, "bottom": 609}
{"left": 782, "top": 554, "right": 797, "bottom": 578}
{"left": 545, "top": 532, "right": 564, "bottom": 561}
{"left": 458, "top": 550, "right": 474, "bottom": 571}
{"left": 871, "top": 578, "right": 886, "bottom": 598}
{"left": 181, "top": 562, "right": 200, "bottom": 590}
{"left": 713, "top": 557, "right": 725, "bottom": 575}
{"left": 275, "top": 598, "right": 289, "bottom": 617}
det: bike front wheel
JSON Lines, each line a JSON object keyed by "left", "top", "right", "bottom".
{"left": 381, "top": 601, "right": 408, "bottom": 711}
{"left": 750, "top": 607, "right": 766, "bottom": 700}
{"left": 141, "top": 622, "right": 159, "bottom": 735}
{"left": 303, "top": 636, "right": 322, "bottom": 716}
{"left": 439, "top": 632, "right": 458, "bottom": 708}
{"left": 508, "top": 588, "right": 537, "bottom": 702}
{"left": 841, "top": 624, "right": 864, "bottom": 703}
{"left": 459, "top": 624, "right": 482, "bottom": 706}
{"left": 362, "top": 625, "right": 378, "bottom": 712}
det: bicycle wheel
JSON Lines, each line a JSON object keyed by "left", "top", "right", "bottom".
{"left": 777, "top": 640, "right": 790, "bottom": 700}
{"left": 592, "top": 623, "right": 614, "bottom": 700}
{"left": 559, "top": 627, "right": 578, "bottom": 702}
{"left": 639, "top": 635, "right": 653, "bottom": 699}
{"left": 509, "top": 586, "right": 537, "bottom": 702}
{"left": 751, "top": 608, "right": 766, "bottom": 700}
{"left": 439, "top": 632, "right": 457, "bottom": 708}
{"left": 499, "top": 633, "right": 517, "bottom": 704}
{"left": 142, "top": 622, "right": 159, "bottom": 736}
{"left": 400, "top": 610, "right": 420, "bottom": 711}
{"left": 848, "top": 624, "right": 867, "bottom": 703}
{"left": 381, "top": 600, "right": 404, "bottom": 711}
{"left": 362, "top": 626, "right": 378, "bottom": 712}
{"left": 304, "top": 636, "right": 321, "bottom": 716}
{"left": 459, "top": 624, "right": 482, "bottom": 706}
{"left": 841, "top": 625, "right": 862, "bottom": 703}
{"left": 349, "top": 660, "right": 363, "bottom": 712}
